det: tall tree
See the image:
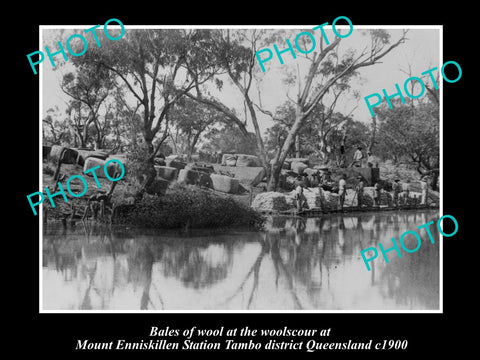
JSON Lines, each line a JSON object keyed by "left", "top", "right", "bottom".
{"left": 75, "top": 29, "right": 223, "bottom": 199}
{"left": 61, "top": 62, "right": 116, "bottom": 148}
{"left": 185, "top": 28, "right": 408, "bottom": 190}
{"left": 263, "top": 29, "right": 408, "bottom": 190}
{"left": 184, "top": 30, "right": 267, "bottom": 166}
{"left": 374, "top": 99, "right": 439, "bottom": 189}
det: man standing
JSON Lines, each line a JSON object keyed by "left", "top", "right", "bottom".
{"left": 351, "top": 146, "right": 364, "bottom": 167}
{"left": 420, "top": 176, "right": 429, "bottom": 205}
{"left": 295, "top": 176, "right": 309, "bottom": 212}
{"left": 338, "top": 174, "right": 347, "bottom": 209}
{"left": 392, "top": 179, "right": 401, "bottom": 207}
{"left": 355, "top": 176, "right": 365, "bottom": 207}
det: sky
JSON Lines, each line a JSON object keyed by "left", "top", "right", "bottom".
{"left": 41, "top": 26, "right": 440, "bottom": 137}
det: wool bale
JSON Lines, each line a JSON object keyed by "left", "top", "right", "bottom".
{"left": 210, "top": 174, "right": 239, "bottom": 194}
{"left": 236, "top": 154, "right": 261, "bottom": 167}
{"left": 251, "top": 192, "right": 289, "bottom": 212}
{"left": 75, "top": 149, "right": 93, "bottom": 166}
{"left": 145, "top": 178, "right": 169, "bottom": 195}
{"left": 105, "top": 160, "right": 123, "bottom": 179}
{"left": 211, "top": 165, "right": 265, "bottom": 186}
{"left": 362, "top": 187, "right": 391, "bottom": 206}
{"left": 155, "top": 166, "right": 179, "bottom": 181}
{"left": 84, "top": 157, "right": 107, "bottom": 178}
{"left": 197, "top": 172, "right": 213, "bottom": 188}
{"left": 286, "top": 157, "right": 310, "bottom": 166}
{"left": 50, "top": 145, "right": 78, "bottom": 164}
{"left": 177, "top": 169, "right": 212, "bottom": 188}
{"left": 86, "top": 151, "right": 109, "bottom": 161}
{"left": 291, "top": 161, "right": 308, "bottom": 175}
{"left": 165, "top": 159, "right": 186, "bottom": 171}
{"left": 323, "top": 191, "right": 340, "bottom": 210}
{"left": 185, "top": 163, "right": 215, "bottom": 174}
{"left": 286, "top": 187, "right": 324, "bottom": 209}
{"left": 177, "top": 169, "right": 197, "bottom": 184}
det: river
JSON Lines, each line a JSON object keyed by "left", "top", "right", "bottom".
{"left": 42, "top": 209, "right": 440, "bottom": 311}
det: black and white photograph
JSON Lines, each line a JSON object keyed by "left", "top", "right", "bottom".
{"left": 38, "top": 24, "right": 443, "bottom": 312}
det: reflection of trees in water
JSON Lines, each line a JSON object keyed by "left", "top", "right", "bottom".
{"left": 126, "top": 240, "right": 156, "bottom": 310}
{"left": 43, "top": 238, "right": 82, "bottom": 280}
{"left": 378, "top": 226, "right": 440, "bottom": 309}
{"left": 159, "top": 239, "right": 235, "bottom": 290}
{"left": 43, "top": 211, "right": 440, "bottom": 310}
{"left": 216, "top": 234, "right": 304, "bottom": 310}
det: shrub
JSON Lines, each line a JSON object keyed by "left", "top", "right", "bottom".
{"left": 114, "top": 183, "right": 265, "bottom": 230}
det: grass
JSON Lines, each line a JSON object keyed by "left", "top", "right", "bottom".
{"left": 113, "top": 183, "right": 265, "bottom": 230}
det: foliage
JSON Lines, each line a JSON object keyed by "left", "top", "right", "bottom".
{"left": 61, "top": 62, "right": 117, "bottom": 148}
{"left": 374, "top": 99, "right": 439, "bottom": 174}
{"left": 263, "top": 101, "right": 370, "bottom": 160}
{"left": 114, "top": 183, "right": 265, "bottom": 230}
{"left": 200, "top": 122, "right": 258, "bottom": 155}
{"left": 42, "top": 106, "right": 72, "bottom": 145}
{"left": 168, "top": 97, "right": 224, "bottom": 158}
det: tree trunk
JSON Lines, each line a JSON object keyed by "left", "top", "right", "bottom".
{"left": 295, "top": 134, "right": 301, "bottom": 158}
{"left": 318, "top": 136, "right": 327, "bottom": 162}
{"left": 134, "top": 136, "right": 157, "bottom": 203}
{"left": 267, "top": 163, "right": 282, "bottom": 191}
{"left": 267, "top": 111, "right": 304, "bottom": 191}
{"left": 368, "top": 116, "right": 377, "bottom": 153}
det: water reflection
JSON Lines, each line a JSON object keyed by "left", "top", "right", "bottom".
{"left": 43, "top": 210, "right": 440, "bottom": 310}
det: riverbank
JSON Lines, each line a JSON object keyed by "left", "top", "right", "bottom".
{"left": 41, "top": 155, "right": 437, "bottom": 230}
{"left": 41, "top": 160, "right": 265, "bottom": 230}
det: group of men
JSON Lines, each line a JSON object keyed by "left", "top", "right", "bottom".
{"left": 350, "top": 146, "right": 378, "bottom": 168}
{"left": 295, "top": 170, "right": 430, "bottom": 212}
{"left": 348, "top": 175, "right": 430, "bottom": 209}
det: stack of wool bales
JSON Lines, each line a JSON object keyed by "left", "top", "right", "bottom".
{"left": 322, "top": 191, "right": 340, "bottom": 210}
{"left": 50, "top": 145, "right": 78, "bottom": 164}
{"left": 251, "top": 192, "right": 289, "bottom": 212}
{"left": 210, "top": 174, "right": 239, "bottom": 194}
{"left": 236, "top": 154, "right": 261, "bottom": 167}
{"left": 177, "top": 168, "right": 212, "bottom": 188}
{"left": 343, "top": 189, "right": 374, "bottom": 207}
{"left": 83, "top": 157, "right": 121, "bottom": 179}
{"left": 166, "top": 158, "right": 186, "bottom": 171}
{"left": 286, "top": 188, "right": 324, "bottom": 209}
{"left": 185, "top": 163, "right": 215, "bottom": 174}
{"left": 363, "top": 187, "right": 392, "bottom": 206}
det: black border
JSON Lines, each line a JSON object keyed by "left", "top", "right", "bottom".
{"left": 14, "top": 6, "right": 471, "bottom": 358}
